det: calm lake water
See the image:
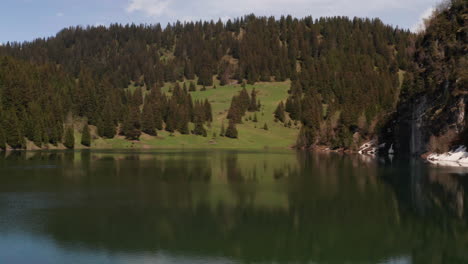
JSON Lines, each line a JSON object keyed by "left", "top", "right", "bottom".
{"left": 0, "top": 150, "right": 467, "bottom": 264}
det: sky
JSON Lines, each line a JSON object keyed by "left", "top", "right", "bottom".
{"left": 0, "top": 0, "right": 440, "bottom": 43}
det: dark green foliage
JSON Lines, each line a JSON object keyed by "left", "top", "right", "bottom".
{"left": 81, "top": 124, "right": 91, "bottom": 147}
{"left": 0, "top": 14, "right": 416, "bottom": 148}
{"left": 263, "top": 123, "right": 269, "bottom": 131}
{"left": 192, "top": 122, "right": 207, "bottom": 137}
{"left": 227, "top": 87, "right": 259, "bottom": 124}
{"left": 225, "top": 120, "right": 238, "bottom": 138}
{"left": 296, "top": 126, "right": 316, "bottom": 148}
{"left": 274, "top": 101, "right": 286, "bottom": 122}
{"left": 197, "top": 66, "right": 213, "bottom": 86}
{"left": 204, "top": 99, "right": 213, "bottom": 122}
{"left": 121, "top": 106, "right": 141, "bottom": 140}
{"left": 189, "top": 81, "right": 196, "bottom": 92}
{"left": 0, "top": 126, "right": 5, "bottom": 150}
{"left": 248, "top": 88, "right": 259, "bottom": 112}
{"left": 132, "top": 87, "right": 143, "bottom": 106}
{"left": 98, "top": 99, "right": 116, "bottom": 139}
{"left": 64, "top": 126, "right": 75, "bottom": 149}
{"left": 220, "top": 122, "right": 225, "bottom": 137}
{"left": 3, "top": 109, "right": 24, "bottom": 149}
{"left": 141, "top": 102, "right": 157, "bottom": 136}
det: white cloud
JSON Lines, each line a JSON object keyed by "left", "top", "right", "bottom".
{"left": 126, "top": 0, "right": 172, "bottom": 17}
{"left": 411, "top": 6, "right": 434, "bottom": 32}
{"left": 56, "top": 12, "right": 64, "bottom": 17}
{"left": 124, "top": 0, "right": 437, "bottom": 30}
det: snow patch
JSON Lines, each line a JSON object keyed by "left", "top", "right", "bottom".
{"left": 388, "top": 144, "right": 394, "bottom": 154}
{"left": 427, "top": 146, "right": 468, "bottom": 167}
{"left": 358, "top": 140, "right": 378, "bottom": 155}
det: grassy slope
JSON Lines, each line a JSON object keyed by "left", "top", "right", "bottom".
{"left": 82, "top": 80, "right": 299, "bottom": 150}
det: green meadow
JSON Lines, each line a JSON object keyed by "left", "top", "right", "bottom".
{"left": 80, "top": 80, "right": 299, "bottom": 150}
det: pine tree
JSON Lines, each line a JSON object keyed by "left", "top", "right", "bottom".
{"left": 204, "top": 99, "right": 213, "bottom": 122}
{"left": 176, "top": 106, "right": 190, "bottom": 134}
{"left": 253, "top": 113, "right": 258, "bottom": 123}
{"left": 141, "top": 102, "right": 157, "bottom": 136}
{"left": 132, "top": 87, "right": 144, "bottom": 106}
{"left": 192, "top": 121, "right": 207, "bottom": 137}
{"left": 248, "top": 88, "right": 258, "bottom": 112}
{"left": 274, "top": 101, "right": 286, "bottom": 122}
{"left": 239, "top": 87, "right": 250, "bottom": 111}
{"left": 99, "top": 99, "right": 116, "bottom": 138}
{"left": 122, "top": 106, "right": 142, "bottom": 140}
{"left": 81, "top": 123, "right": 91, "bottom": 147}
{"left": 0, "top": 126, "right": 5, "bottom": 150}
{"left": 263, "top": 123, "right": 269, "bottom": 130}
{"left": 225, "top": 120, "right": 238, "bottom": 138}
{"left": 64, "top": 126, "right": 75, "bottom": 149}
{"left": 220, "top": 122, "right": 225, "bottom": 137}
{"left": 4, "top": 109, "right": 23, "bottom": 149}
{"left": 189, "top": 81, "right": 196, "bottom": 92}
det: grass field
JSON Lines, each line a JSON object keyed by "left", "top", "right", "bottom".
{"left": 77, "top": 80, "right": 299, "bottom": 150}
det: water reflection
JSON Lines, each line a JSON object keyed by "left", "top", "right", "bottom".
{"left": 0, "top": 150, "right": 467, "bottom": 263}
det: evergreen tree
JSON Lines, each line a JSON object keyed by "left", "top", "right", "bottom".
{"left": 225, "top": 120, "right": 238, "bottom": 138}
{"left": 122, "top": 106, "right": 141, "bottom": 140}
{"left": 204, "top": 99, "right": 213, "bottom": 122}
{"left": 192, "top": 121, "right": 207, "bottom": 137}
{"left": 0, "top": 126, "right": 5, "bottom": 150}
{"left": 141, "top": 102, "right": 157, "bottom": 136}
{"left": 189, "top": 81, "right": 196, "bottom": 92}
{"left": 274, "top": 101, "right": 286, "bottom": 122}
{"left": 220, "top": 122, "right": 225, "bottom": 137}
{"left": 263, "top": 123, "right": 269, "bottom": 130}
{"left": 99, "top": 99, "right": 116, "bottom": 138}
{"left": 248, "top": 88, "right": 258, "bottom": 112}
{"left": 81, "top": 123, "right": 91, "bottom": 147}
{"left": 64, "top": 126, "right": 75, "bottom": 149}
{"left": 4, "top": 110, "right": 23, "bottom": 149}
{"left": 239, "top": 87, "right": 250, "bottom": 111}
{"left": 296, "top": 126, "right": 316, "bottom": 148}
{"left": 132, "top": 87, "right": 144, "bottom": 106}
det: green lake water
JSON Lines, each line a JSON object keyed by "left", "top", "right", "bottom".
{"left": 0, "top": 150, "right": 467, "bottom": 263}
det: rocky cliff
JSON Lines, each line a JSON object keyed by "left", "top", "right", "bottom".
{"left": 382, "top": 0, "right": 467, "bottom": 157}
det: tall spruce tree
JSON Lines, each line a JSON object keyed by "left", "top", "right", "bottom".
{"left": 141, "top": 102, "right": 157, "bottom": 136}
{"left": 4, "top": 109, "right": 23, "bottom": 149}
{"left": 81, "top": 123, "right": 91, "bottom": 147}
{"left": 0, "top": 126, "right": 5, "bottom": 150}
{"left": 225, "top": 120, "right": 238, "bottom": 138}
{"left": 204, "top": 99, "right": 213, "bottom": 122}
{"left": 220, "top": 122, "right": 225, "bottom": 137}
{"left": 274, "top": 101, "right": 286, "bottom": 122}
{"left": 99, "top": 99, "right": 116, "bottom": 138}
{"left": 248, "top": 88, "right": 258, "bottom": 112}
{"left": 64, "top": 126, "right": 75, "bottom": 149}
{"left": 122, "top": 106, "right": 141, "bottom": 140}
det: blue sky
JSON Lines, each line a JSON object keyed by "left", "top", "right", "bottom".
{"left": 0, "top": 0, "right": 439, "bottom": 43}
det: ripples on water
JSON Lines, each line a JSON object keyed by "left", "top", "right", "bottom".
{"left": 0, "top": 150, "right": 467, "bottom": 264}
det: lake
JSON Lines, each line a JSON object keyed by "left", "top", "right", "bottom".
{"left": 0, "top": 150, "right": 467, "bottom": 264}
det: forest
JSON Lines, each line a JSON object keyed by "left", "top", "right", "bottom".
{"left": 0, "top": 0, "right": 464, "bottom": 152}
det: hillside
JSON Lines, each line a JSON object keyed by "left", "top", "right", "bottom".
{"left": 90, "top": 81, "right": 299, "bottom": 149}
{"left": 0, "top": 14, "right": 413, "bottom": 150}
{"left": 382, "top": 0, "right": 467, "bottom": 156}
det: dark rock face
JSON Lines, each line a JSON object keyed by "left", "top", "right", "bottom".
{"left": 387, "top": 91, "right": 467, "bottom": 156}
{"left": 381, "top": 0, "right": 467, "bottom": 156}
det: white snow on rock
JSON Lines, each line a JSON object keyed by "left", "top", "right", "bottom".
{"left": 388, "top": 144, "right": 394, "bottom": 154}
{"left": 427, "top": 146, "right": 468, "bottom": 167}
{"left": 358, "top": 140, "right": 378, "bottom": 155}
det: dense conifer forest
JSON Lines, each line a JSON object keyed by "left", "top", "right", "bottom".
{"left": 0, "top": 0, "right": 464, "bottom": 151}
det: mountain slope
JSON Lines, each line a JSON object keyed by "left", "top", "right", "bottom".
{"left": 383, "top": 0, "right": 467, "bottom": 156}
